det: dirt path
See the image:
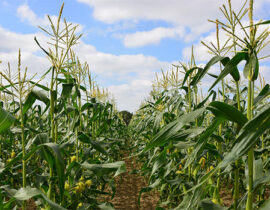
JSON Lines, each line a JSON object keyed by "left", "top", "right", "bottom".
{"left": 100, "top": 154, "right": 160, "bottom": 210}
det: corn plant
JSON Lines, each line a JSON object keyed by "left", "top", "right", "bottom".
{"left": 1, "top": 0, "right": 270, "bottom": 209}
{"left": 0, "top": 4, "right": 128, "bottom": 209}
{"left": 131, "top": 0, "right": 270, "bottom": 209}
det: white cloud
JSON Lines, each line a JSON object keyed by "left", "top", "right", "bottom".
{"left": 78, "top": 0, "right": 223, "bottom": 25}
{"left": 0, "top": 26, "right": 49, "bottom": 80}
{"left": 0, "top": 26, "right": 45, "bottom": 53}
{"left": 74, "top": 43, "right": 171, "bottom": 111}
{"left": 74, "top": 42, "right": 170, "bottom": 77}
{"left": 123, "top": 26, "right": 185, "bottom": 48}
{"left": 17, "top": 4, "right": 46, "bottom": 26}
{"left": 16, "top": 4, "right": 84, "bottom": 32}
{"left": 78, "top": 0, "right": 270, "bottom": 25}
{"left": 78, "top": 0, "right": 270, "bottom": 46}
{"left": 76, "top": 0, "right": 224, "bottom": 46}
{"left": 109, "top": 79, "right": 153, "bottom": 112}
{"left": 73, "top": 42, "right": 172, "bottom": 112}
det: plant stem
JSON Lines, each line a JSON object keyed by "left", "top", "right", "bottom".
{"left": 188, "top": 82, "right": 191, "bottom": 113}
{"left": 50, "top": 67, "right": 55, "bottom": 143}
{"left": 228, "top": 0, "right": 242, "bottom": 206}
{"left": 246, "top": 0, "right": 254, "bottom": 209}
{"left": 246, "top": 80, "right": 254, "bottom": 210}
{"left": 187, "top": 77, "right": 192, "bottom": 179}
{"left": 48, "top": 66, "right": 55, "bottom": 206}
{"left": 54, "top": 73, "right": 58, "bottom": 143}
{"left": 234, "top": 81, "right": 241, "bottom": 210}
{"left": 215, "top": 20, "right": 223, "bottom": 203}
{"left": 18, "top": 50, "right": 27, "bottom": 210}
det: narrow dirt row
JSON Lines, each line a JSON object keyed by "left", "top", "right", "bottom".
{"left": 100, "top": 153, "right": 160, "bottom": 210}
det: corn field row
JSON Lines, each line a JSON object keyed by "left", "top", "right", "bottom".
{"left": 1, "top": 0, "right": 270, "bottom": 209}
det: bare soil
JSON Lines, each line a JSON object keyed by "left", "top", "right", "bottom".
{"left": 99, "top": 153, "right": 160, "bottom": 210}
{"left": 219, "top": 183, "right": 234, "bottom": 207}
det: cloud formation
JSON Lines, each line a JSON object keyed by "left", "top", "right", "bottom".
{"left": 17, "top": 4, "right": 46, "bottom": 26}
{"left": 78, "top": 0, "right": 270, "bottom": 47}
{"left": 123, "top": 27, "right": 185, "bottom": 48}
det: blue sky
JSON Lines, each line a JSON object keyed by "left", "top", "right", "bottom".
{"left": 1, "top": 0, "right": 270, "bottom": 111}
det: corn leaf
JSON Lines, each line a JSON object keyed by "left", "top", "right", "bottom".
{"left": 143, "top": 107, "right": 206, "bottom": 152}
{"left": 184, "top": 118, "right": 225, "bottom": 169}
{"left": 191, "top": 56, "right": 226, "bottom": 86}
{"left": 209, "top": 52, "right": 248, "bottom": 91}
{"left": 78, "top": 132, "right": 108, "bottom": 155}
{"left": 0, "top": 106, "right": 16, "bottom": 134}
{"left": 22, "top": 89, "right": 50, "bottom": 115}
{"left": 243, "top": 51, "right": 259, "bottom": 81}
{"left": 219, "top": 103, "right": 270, "bottom": 168}
{"left": 199, "top": 200, "right": 227, "bottom": 210}
{"left": 254, "top": 84, "right": 270, "bottom": 105}
{"left": 81, "top": 161, "right": 126, "bottom": 178}
{"left": 13, "top": 187, "right": 66, "bottom": 210}
{"left": 207, "top": 101, "right": 248, "bottom": 127}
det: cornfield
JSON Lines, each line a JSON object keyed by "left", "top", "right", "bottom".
{"left": 1, "top": 0, "right": 270, "bottom": 209}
